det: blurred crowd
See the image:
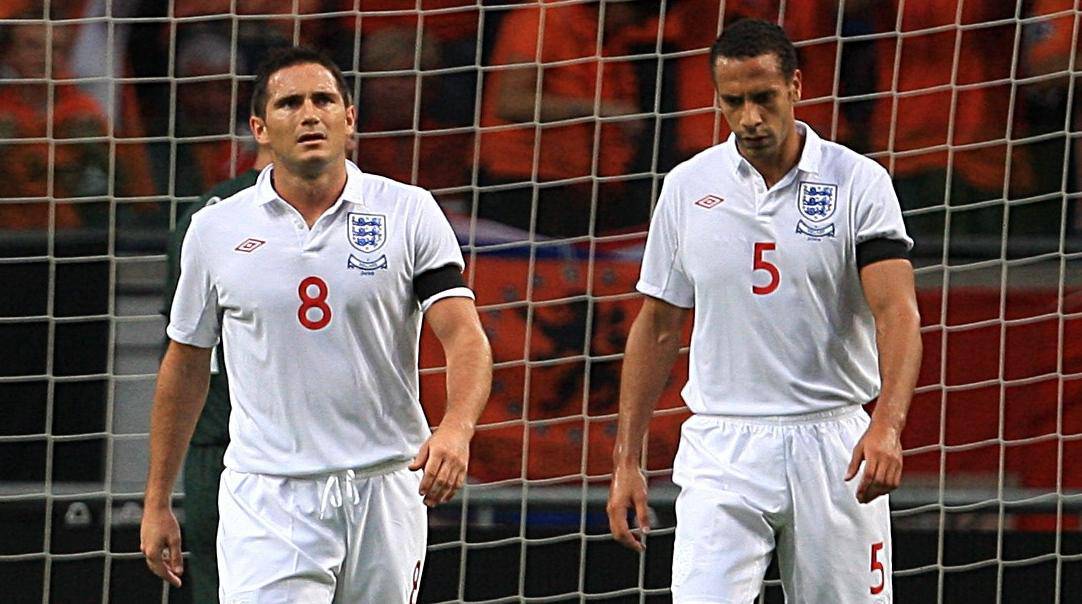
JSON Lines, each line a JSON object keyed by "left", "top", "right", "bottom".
{"left": 0, "top": 0, "right": 1078, "bottom": 253}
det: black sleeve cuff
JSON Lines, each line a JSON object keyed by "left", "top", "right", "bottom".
{"left": 856, "top": 238, "right": 910, "bottom": 269}
{"left": 414, "top": 264, "right": 466, "bottom": 302}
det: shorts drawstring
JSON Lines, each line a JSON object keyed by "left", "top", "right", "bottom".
{"left": 318, "top": 469, "right": 359, "bottom": 519}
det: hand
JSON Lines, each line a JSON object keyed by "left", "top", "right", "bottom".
{"left": 845, "top": 420, "right": 904, "bottom": 504}
{"left": 409, "top": 423, "right": 473, "bottom": 507}
{"left": 606, "top": 463, "right": 650, "bottom": 552}
{"left": 140, "top": 504, "right": 183, "bottom": 588}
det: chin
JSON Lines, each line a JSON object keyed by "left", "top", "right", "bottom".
{"left": 296, "top": 149, "right": 332, "bottom": 164}
{"left": 741, "top": 144, "right": 770, "bottom": 156}
{"left": 282, "top": 154, "right": 331, "bottom": 176}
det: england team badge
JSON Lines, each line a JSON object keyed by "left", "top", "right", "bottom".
{"left": 795, "top": 182, "right": 837, "bottom": 238}
{"left": 347, "top": 253, "right": 388, "bottom": 274}
{"left": 347, "top": 212, "right": 386, "bottom": 253}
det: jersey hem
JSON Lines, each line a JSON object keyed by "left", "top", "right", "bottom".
{"left": 225, "top": 457, "right": 413, "bottom": 480}
{"left": 689, "top": 404, "right": 864, "bottom": 425}
{"left": 421, "top": 286, "right": 475, "bottom": 312}
{"left": 165, "top": 325, "right": 218, "bottom": 349}
{"left": 636, "top": 281, "right": 694, "bottom": 308}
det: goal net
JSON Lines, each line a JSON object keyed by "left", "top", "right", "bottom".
{"left": 0, "top": 0, "right": 1078, "bottom": 602}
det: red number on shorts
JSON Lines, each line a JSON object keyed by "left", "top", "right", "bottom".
{"left": 752, "top": 241, "right": 780, "bottom": 295}
{"left": 297, "top": 276, "right": 331, "bottom": 330}
{"left": 409, "top": 560, "right": 421, "bottom": 604}
{"left": 870, "top": 541, "right": 886, "bottom": 595}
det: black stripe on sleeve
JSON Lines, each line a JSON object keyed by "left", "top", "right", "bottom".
{"left": 856, "top": 238, "right": 910, "bottom": 269}
{"left": 414, "top": 264, "right": 466, "bottom": 302}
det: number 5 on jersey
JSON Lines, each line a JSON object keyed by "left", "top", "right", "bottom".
{"left": 752, "top": 242, "right": 780, "bottom": 295}
{"left": 298, "top": 276, "right": 332, "bottom": 330}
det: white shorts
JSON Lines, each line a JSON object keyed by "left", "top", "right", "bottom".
{"left": 217, "top": 463, "right": 427, "bottom": 604}
{"left": 671, "top": 406, "right": 892, "bottom": 604}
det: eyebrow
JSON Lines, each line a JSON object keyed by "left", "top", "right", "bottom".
{"left": 721, "top": 89, "right": 778, "bottom": 102}
{"left": 274, "top": 94, "right": 303, "bottom": 107}
{"left": 273, "top": 90, "right": 340, "bottom": 107}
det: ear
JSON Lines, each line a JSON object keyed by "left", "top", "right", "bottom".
{"left": 791, "top": 68, "right": 803, "bottom": 102}
{"left": 344, "top": 104, "right": 357, "bottom": 135}
{"left": 250, "top": 115, "right": 269, "bottom": 145}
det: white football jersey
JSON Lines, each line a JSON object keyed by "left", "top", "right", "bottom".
{"left": 638, "top": 122, "right": 912, "bottom": 416}
{"left": 168, "top": 160, "right": 473, "bottom": 475}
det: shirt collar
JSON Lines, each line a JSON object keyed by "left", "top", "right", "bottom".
{"left": 722, "top": 120, "right": 822, "bottom": 177}
{"left": 795, "top": 121, "right": 822, "bottom": 176}
{"left": 255, "top": 159, "right": 366, "bottom": 208}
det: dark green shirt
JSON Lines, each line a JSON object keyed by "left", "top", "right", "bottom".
{"left": 162, "top": 169, "right": 259, "bottom": 446}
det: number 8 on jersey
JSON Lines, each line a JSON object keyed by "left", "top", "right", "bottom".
{"left": 298, "top": 276, "right": 331, "bottom": 330}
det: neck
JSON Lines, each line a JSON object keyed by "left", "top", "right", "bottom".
{"left": 272, "top": 159, "right": 348, "bottom": 227}
{"left": 744, "top": 126, "right": 805, "bottom": 188}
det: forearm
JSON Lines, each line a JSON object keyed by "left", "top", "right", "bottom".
{"left": 145, "top": 343, "right": 211, "bottom": 509}
{"left": 612, "top": 310, "right": 684, "bottom": 467}
{"left": 439, "top": 328, "right": 493, "bottom": 433}
{"left": 496, "top": 66, "right": 620, "bottom": 123}
{"left": 870, "top": 309, "right": 922, "bottom": 432}
{"left": 500, "top": 90, "right": 601, "bottom": 123}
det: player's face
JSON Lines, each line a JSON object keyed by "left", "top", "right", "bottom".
{"left": 712, "top": 53, "right": 801, "bottom": 161}
{"left": 251, "top": 62, "right": 355, "bottom": 176}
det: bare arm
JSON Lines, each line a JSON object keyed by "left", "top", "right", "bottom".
{"left": 607, "top": 296, "right": 691, "bottom": 550}
{"left": 845, "top": 258, "right": 922, "bottom": 503}
{"left": 495, "top": 55, "right": 638, "bottom": 124}
{"left": 140, "top": 340, "right": 212, "bottom": 587}
{"left": 409, "top": 297, "right": 493, "bottom": 507}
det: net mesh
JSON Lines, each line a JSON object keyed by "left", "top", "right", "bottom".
{"left": 0, "top": 0, "right": 1079, "bottom": 602}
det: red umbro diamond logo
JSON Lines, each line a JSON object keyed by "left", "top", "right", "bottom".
{"left": 694, "top": 195, "right": 724, "bottom": 209}
{"left": 234, "top": 238, "right": 266, "bottom": 253}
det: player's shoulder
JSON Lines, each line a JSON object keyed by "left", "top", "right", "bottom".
{"left": 665, "top": 143, "right": 731, "bottom": 187}
{"left": 351, "top": 166, "right": 436, "bottom": 212}
{"left": 183, "top": 169, "right": 261, "bottom": 227}
{"left": 201, "top": 168, "right": 261, "bottom": 203}
{"left": 816, "top": 137, "right": 890, "bottom": 185}
{"left": 186, "top": 171, "right": 264, "bottom": 231}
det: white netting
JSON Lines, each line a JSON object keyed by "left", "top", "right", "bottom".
{"left": 0, "top": 1, "right": 1079, "bottom": 602}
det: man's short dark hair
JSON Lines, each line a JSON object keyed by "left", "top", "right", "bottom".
{"left": 250, "top": 46, "right": 352, "bottom": 119}
{"left": 710, "top": 19, "right": 798, "bottom": 79}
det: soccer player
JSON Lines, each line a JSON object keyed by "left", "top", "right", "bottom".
{"left": 141, "top": 46, "right": 493, "bottom": 602}
{"left": 159, "top": 142, "right": 271, "bottom": 604}
{"left": 606, "top": 19, "right": 922, "bottom": 602}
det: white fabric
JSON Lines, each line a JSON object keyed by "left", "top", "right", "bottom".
{"left": 217, "top": 465, "right": 428, "bottom": 604}
{"left": 420, "top": 285, "right": 475, "bottom": 312}
{"left": 671, "top": 407, "right": 892, "bottom": 603}
{"left": 167, "top": 160, "right": 473, "bottom": 475}
{"left": 319, "top": 469, "right": 360, "bottom": 520}
{"left": 638, "top": 122, "right": 912, "bottom": 416}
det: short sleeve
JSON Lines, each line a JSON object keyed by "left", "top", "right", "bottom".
{"left": 166, "top": 219, "right": 221, "bottom": 348}
{"left": 636, "top": 179, "right": 694, "bottom": 308}
{"left": 161, "top": 201, "right": 203, "bottom": 318}
{"left": 413, "top": 193, "right": 473, "bottom": 310}
{"left": 854, "top": 169, "right": 914, "bottom": 250}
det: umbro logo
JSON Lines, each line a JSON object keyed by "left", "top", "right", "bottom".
{"left": 234, "top": 238, "right": 266, "bottom": 253}
{"left": 694, "top": 195, "right": 724, "bottom": 209}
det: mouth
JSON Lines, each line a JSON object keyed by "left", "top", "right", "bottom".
{"left": 297, "top": 132, "right": 327, "bottom": 145}
{"left": 740, "top": 134, "right": 770, "bottom": 147}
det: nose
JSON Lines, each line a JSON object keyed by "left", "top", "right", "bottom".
{"left": 740, "top": 101, "right": 763, "bottom": 131}
{"left": 300, "top": 98, "right": 321, "bottom": 126}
